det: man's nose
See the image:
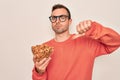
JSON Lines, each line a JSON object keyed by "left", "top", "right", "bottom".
{"left": 56, "top": 17, "right": 60, "bottom": 23}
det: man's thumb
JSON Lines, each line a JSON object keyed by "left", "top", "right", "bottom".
{"left": 72, "top": 33, "right": 85, "bottom": 39}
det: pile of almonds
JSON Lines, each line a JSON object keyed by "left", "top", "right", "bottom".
{"left": 31, "top": 44, "right": 53, "bottom": 62}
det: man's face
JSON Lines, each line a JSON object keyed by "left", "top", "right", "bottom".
{"left": 50, "top": 8, "right": 72, "bottom": 34}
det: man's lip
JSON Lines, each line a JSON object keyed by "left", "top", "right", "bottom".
{"left": 56, "top": 26, "right": 60, "bottom": 27}
{"left": 55, "top": 25, "right": 61, "bottom": 28}
{"left": 55, "top": 26, "right": 60, "bottom": 29}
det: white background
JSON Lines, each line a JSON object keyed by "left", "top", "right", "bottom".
{"left": 0, "top": 0, "right": 120, "bottom": 80}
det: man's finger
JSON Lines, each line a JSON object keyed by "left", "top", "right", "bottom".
{"left": 38, "top": 57, "right": 51, "bottom": 71}
{"left": 40, "top": 57, "right": 51, "bottom": 70}
{"left": 38, "top": 58, "right": 48, "bottom": 66}
{"left": 33, "top": 55, "right": 37, "bottom": 63}
{"left": 72, "top": 33, "right": 85, "bottom": 39}
{"left": 76, "top": 24, "right": 81, "bottom": 33}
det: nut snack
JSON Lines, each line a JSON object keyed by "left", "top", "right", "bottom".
{"left": 31, "top": 44, "right": 53, "bottom": 62}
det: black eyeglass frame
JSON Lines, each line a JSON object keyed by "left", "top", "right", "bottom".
{"left": 49, "top": 15, "right": 69, "bottom": 23}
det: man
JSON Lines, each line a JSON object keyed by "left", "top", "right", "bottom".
{"left": 32, "top": 4, "right": 120, "bottom": 80}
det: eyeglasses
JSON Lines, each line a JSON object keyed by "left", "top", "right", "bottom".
{"left": 49, "top": 15, "right": 69, "bottom": 23}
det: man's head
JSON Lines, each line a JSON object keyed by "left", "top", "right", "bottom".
{"left": 49, "top": 4, "right": 72, "bottom": 34}
{"left": 51, "top": 4, "right": 71, "bottom": 19}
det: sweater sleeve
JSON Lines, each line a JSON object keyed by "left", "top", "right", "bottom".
{"left": 85, "top": 22, "right": 120, "bottom": 56}
{"left": 32, "top": 66, "right": 47, "bottom": 80}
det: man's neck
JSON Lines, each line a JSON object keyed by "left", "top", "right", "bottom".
{"left": 54, "top": 32, "right": 71, "bottom": 42}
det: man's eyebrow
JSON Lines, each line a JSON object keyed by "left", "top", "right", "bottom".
{"left": 51, "top": 14, "right": 68, "bottom": 16}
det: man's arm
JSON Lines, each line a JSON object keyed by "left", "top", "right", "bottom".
{"left": 86, "top": 21, "right": 120, "bottom": 53}
{"left": 32, "top": 56, "right": 51, "bottom": 80}
{"left": 73, "top": 20, "right": 120, "bottom": 54}
{"left": 32, "top": 66, "right": 47, "bottom": 80}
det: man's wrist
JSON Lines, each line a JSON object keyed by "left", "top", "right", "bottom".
{"left": 35, "top": 67, "right": 45, "bottom": 75}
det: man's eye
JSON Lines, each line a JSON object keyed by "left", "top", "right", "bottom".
{"left": 60, "top": 16, "right": 66, "bottom": 19}
{"left": 52, "top": 17, "right": 56, "bottom": 20}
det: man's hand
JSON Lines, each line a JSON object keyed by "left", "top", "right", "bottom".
{"left": 33, "top": 55, "right": 51, "bottom": 74}
{"left": 73, "top": 20, "right": 92, "bottom": 39}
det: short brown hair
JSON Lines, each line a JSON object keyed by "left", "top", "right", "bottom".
{"left": 51, "top": 4, "right": 71, "bottom": 19}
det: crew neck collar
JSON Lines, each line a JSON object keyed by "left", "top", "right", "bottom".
{"left": 50, "top": 34, "right": 74, "bottom": 46}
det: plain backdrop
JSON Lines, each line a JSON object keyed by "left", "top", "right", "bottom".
{"left": 0, "top": 0, "right": 120, "bottom": 80}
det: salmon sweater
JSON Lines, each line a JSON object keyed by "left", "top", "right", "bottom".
{"left": 32, "top": 22, "right": 120, "bottom": 80}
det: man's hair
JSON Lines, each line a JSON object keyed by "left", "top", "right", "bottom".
{"left": 52, "top": 4, "right": 71, "bottom": 19}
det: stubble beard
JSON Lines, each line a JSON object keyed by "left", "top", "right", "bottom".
{"left": 52, "top": 26, "right": 69, "bottom": 34}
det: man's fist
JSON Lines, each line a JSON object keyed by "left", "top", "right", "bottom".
{"left": 73, "top": 20, "right": 92, "bottom": 39}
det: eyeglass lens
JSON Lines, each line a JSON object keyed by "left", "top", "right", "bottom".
{"left": 49, "top": 15, "right": 68, "bottom": 23}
